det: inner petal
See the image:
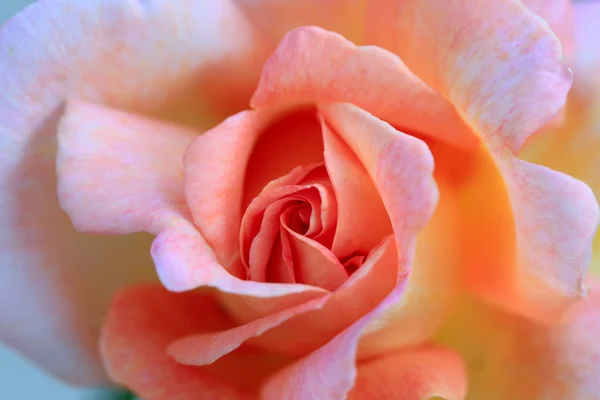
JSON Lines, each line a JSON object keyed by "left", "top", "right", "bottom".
{"left": 280, "top": 206, "right": 348, "bottom": 291}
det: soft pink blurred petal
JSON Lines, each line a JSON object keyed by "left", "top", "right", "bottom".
{"left": 57, "top": 101, "right": 197, "bottom": 236}
{"left": 228, "top": 236, "right": 398, "bottom": 356}
{"left": 522, "top": 0, "right": 574, "bottom": 60}
{"left": 0, "top": 0, "right": 269, "bottom": 383}
{"left": 438, "top": 280, "right": 600, "bottom": 399}
{"left": 348, "top": 346, "right": 467, "bottom": 400}
{"left": 252, "top": 26, "right": 477, "bottom": 148}
{"left": 366, "top": 0, "right": 598, "bottom": 322}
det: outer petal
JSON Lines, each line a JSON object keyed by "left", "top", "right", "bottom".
{"left": 57, "top": 101, "right": 198, "bottom": 235}
{"left": 522, "top": 0, "right": 574, "bottom": 60}
{"left": 0, "top": 0, "right": 267, "bottom": 383}
{"left": 100, "top": 284, "right": 286, "bottom": 399}
{"left": 260, "top": 280, "right": 410, "bottom": 400}
{"left": 319, "top": 104, "right": 460, "bottom": 355}
{"left": 251, "top": 26, "right": 477, "bottom": 148}
{"left": 348, "top": 346, "right": 467, "bottom": 400}
{"left": 521, "top": 0, "right": 600, "bottom": 275}
{"left": 366, "top": 0, "right": 598, "bottom": 321}
{"left": 437, "top": 280, "right": 600, "bottom": 399}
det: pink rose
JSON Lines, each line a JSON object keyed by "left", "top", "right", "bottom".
{"left": 1, "top": 0, "right": 599, "bottom": 399}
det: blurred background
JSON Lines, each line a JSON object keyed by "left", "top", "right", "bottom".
{"left": 0, "top": 1, "right": 127, "bottom": 399}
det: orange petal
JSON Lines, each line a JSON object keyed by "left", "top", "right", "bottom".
{"left": 438, "top": 280, "right": 600, "bottom": 399}
{"left": 100, "top": 284, "right": 275, "bottom": 399}
{"left": 252, "top": 26, "right": 477, "bottom": 148}
{"left": 0, "top": 0, "right": 267, "bottom": 383}
{"left": 57, "top": 101, "right": 197, "bottom": 235}
{"left": 348, "top": 346, "right": 467, "bottom": 400}
{"left": 225, "top": 235, "right": 398, "bottom": 356}
{"left": 260, "top": 279, "right": 408, "bottom": 400}
{"left": 320, "top": 114, "right": 393, "bottom": 259}
{"left": 185, "top": 108, "right": 325, "bottom": 272}
{"left": 317, "top": 104, "right": 458, "bottom": 354}
{"left": 366, "top": 0, "right": 598, "bottom": 321}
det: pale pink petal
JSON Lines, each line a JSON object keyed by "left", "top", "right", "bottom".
{"left": 320, "top": 114, "right": 393, "bottom": 259}
{"left": 319, "top": 104, "right": 460, "bottom": 355}
{"left": 57, "top": 101, "right": 197, "bottom": 236}
{"left": 366, "top": 0, "right": 598, "bottom": 321}
{"left": 0, "top": 0, "right": 267, "bottom": 383}
{"left": 573, "top": 1, "right": 600, "bottom": 94}
{"left": 185, "top": 108, "right": 324, "bottom": 271}
{"left": 438, "top": 280, "right": 600, "bottom": 399}
{"left": 101, "top": 284, "right": 283, "bottom": 399}
{"left": 522, "top": 0, "right": 574, "bottom": 60}
{"left": 252, "top": 26, "right": 477, "bottom": 148}
{"left": 151, "top": 216, "right": 327, "bottom": 303}
{"left": 348, "top": 346, "right": 467, "bottom": 400}
{"left": 260, "top": 278, "right": 408, "bottom": 400}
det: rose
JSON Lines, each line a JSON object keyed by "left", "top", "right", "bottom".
{"left": 1, "top": 0, "right": 599, "bottom": 399}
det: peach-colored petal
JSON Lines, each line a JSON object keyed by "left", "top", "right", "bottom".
{"left": 0, "top": 0, "right": 267, "bottom": 383}
{"left": 226, "top": 236, "right": 397, "bottom": 356}
{"left": 151, "top": 216, "right": 327, "bottom": 303}
{"left": 522, "top": 0, "right": 574, "bottom": 60}
{"left": 234, "top": 0, "right": 365, "bottom": 45}
{"left": 57, "top": 101, "right": 198, "bottom": 236}
{"left": 252, "top": 26, "right": 477, "bottom": 148}
{"left": 366, "top": 0, "right": 598, "bottom": 321}
{"left": 317, "top": 104, "right": 458, "bottom": 354}
{"left": 260, "top": 278, "right": 408, "bottom": 400}
{"left": 280, "top": 217, "right": 348, "bottom": 291}
{"left": 185, "top": 108, "right": 324, "bottom": 272}
{"left": 348, "top": 346, "right": 467, "bottom": 400}
{"left": 438, "top": 280, "right": 600, "bottom": 399}
{"left": 168, "top": 296, "right": 328, "bottom": 366}
{"left": 320, "top": 114, "right": 393, "bottom": 259}
{"left": 100, "top": 284, "right": 281, "bottom": 399}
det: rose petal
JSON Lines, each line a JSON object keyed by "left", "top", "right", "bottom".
{"left": 234, "top": 0, "right": 366, "bottom": 44}
{"left": 522, "top": 0, "right": 574, "bottom": 60}
{"left": 0, "top": 0, "right": 267, "bottom": 383}
{"left": 521, "top": 1, "right": 600, "bottom": 275}
{"left": 185, "top": 108, "right": 324, "bottom": 271}
{"left": 168, "top": 296, "right": 328, "bottom": 366}
{"left": 320, "top": 115, "right": 393, "bottom": 259}
{"left": 437, "top": 280, "right": 600, "bottom": 399}
{"left": 225, "top": 236, "right": 397, "bottom": 356}
{"left": 260, "top": 278, "right": 408, "bottom": 400}
{"left": 348, "top": 346, "right": 467, "bottom": 400}
{"left": 100, "top": 284, "right": 283, "bottom": 399}
{"left": 57, "top": 101, "right": 197, "bottom": 235}
{"left": 366, "top": 0, "right": 598, "bottom": 321}
{"left": 280, "top": 215, "right": 348, "bottom": 291}
{"left": 252, "top": 26, "right": 477, "bottom": 149}
{"left": 317, "top": 104, "right": 459, "bottom": 354}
